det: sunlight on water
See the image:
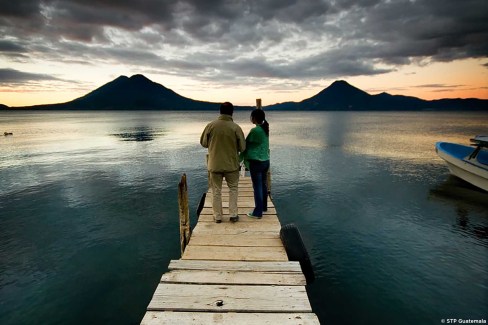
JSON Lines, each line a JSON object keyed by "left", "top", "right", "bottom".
{"left": 333, "top": 113, "right": 485, "bottom": 161}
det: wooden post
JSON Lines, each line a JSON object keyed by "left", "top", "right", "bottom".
{"left": 178, "top": 173, "right": 191, "bottom": 257}
{"left": 256, "top": 98, "right": 262, "bottom": 109}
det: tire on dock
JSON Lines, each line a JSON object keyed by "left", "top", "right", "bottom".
{"left": 280, "top": 223, "right": 315, "bottom": 284}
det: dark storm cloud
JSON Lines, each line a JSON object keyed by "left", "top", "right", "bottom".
{"left": 0, "top": 0, "right": 40, "bottom": 18}
{"left": 0, "top": 68, "right": 59, "bottom": 82}
{"left": 347, "top": 0, "right": 488, "bottom": 62}
{"left": 0, "top": 0, "right": 487, "bottom": 81}
{"left": 0, "top": 40, "right": 26, "bottom": 53}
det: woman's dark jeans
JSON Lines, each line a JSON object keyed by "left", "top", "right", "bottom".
{"left": 249, "top": 160, "right": 270, "bottom": 217}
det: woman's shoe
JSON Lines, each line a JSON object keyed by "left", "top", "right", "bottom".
{"left": 247, "top": 212, "right": 262, "bottom": 219}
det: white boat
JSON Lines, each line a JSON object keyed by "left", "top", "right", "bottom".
{"left": 435, "top": 135, "right": 488, "bottom": 192}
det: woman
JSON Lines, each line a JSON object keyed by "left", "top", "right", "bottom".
{"left": 241, "top": 109, "right": 270, "bottom": 219}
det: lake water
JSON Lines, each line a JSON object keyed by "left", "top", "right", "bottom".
{"left": 0, "top": 111, "right": 487, "bottom": 325}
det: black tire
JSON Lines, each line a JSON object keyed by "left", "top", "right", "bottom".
{"left": 196, "top": 192, "right": 206, "bottom": 217}
{"left": 280, "top": 223, "right": 315, "bottom": 284}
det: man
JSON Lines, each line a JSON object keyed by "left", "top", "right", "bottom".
{"left": 200, "top": 102, "right": 246, "bottom": 223}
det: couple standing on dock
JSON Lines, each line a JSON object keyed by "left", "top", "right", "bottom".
{"left": 200, "top": 102, "right": 270, "bottom": 223}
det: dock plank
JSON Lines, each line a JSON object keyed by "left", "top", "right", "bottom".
{"left": 204, "top": 196, "right": 275, "bottom": 208}
{"left": 160, "top": 269, "right": 306, "bottom": 285}
{"left": 199, "top": 207, "right": 277, "bottom": 217}
{"left": 147, "top": 283, "right": 312, "bottom": 312}
{"left": 168, "top": 260, "right": 303, "bottom": 273}
{"left": 192, "top": 221, "right": 281, "bottom": 232}
{"left": 141, "top": 312, "right": 320, "bottom": 325}
{"left": 191, "top": 222, "right": 281, "bottom": 237}
{"left": 182, "top": 245, "right": 288, "bottom": 261}
{"left": 187, "top": 235, "right": 282, "bottom": 247}
{"left": 197, "top": 213, "right": 279, "bottom": 223}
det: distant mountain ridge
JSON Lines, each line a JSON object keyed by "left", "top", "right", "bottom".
{"left": 267, "top": 80, "right": 488, "bottom": 111}
{"left": 9, "top": 74, "right": 221, "bottom": 110}
{"left": 70, "top": 74, "right": 221, "bottom": 110}
{"left": 4, "top": 75, "right": 488, "bottom": 111}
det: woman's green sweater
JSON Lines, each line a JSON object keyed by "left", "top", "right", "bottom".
{"left": 240, "top": 125, "right": 269, "bottom": 168}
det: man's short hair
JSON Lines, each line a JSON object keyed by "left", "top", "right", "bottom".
{"left": 220, "top": 102, "right": 234, "bottom": 115}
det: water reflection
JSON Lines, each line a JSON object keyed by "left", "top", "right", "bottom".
{"left": 429, "top": 176, "right": 488, "bottom": 244}
{"left": 430, "top": 175, "right": 488, "bottom": 205}
{"left": 455, "top": 207, "right": 488, "bottom": 241}
{"left": 110, "top": 127, "right": 165, "bottom": 142}
{"left": 325, "top": 112, "right": 349, "bottom": 148}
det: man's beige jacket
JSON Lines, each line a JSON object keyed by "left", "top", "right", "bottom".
{"left": 200, "top": 114, "right": 246, "bottom": 173}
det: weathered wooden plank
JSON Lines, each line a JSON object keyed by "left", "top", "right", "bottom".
{"left": 147, "top": 283, "right": 312, "bottom": 312}
{"left": 188, "top": 235, "right": 282, "bottom": 247}
{"left": 217, "top": 179, "right": 253, "bottom": 186}
{"left": 197, "top": 213, "right": 279, "bottom": 224}
{"left": 217, "top": 187, "right": 254, "bottom": 192}
{"left": 199, "top": 207, "right": 277, "bottom": 216}
{"left": 191, "top": 223, "right": 282, "bottom": 238}
{"left": 168, "top": 260, "right": 303, "bottom": 273}
{"left": 182, "top": 245, "right": 288, "bottom": 261}
{"left": 193, "top": 221, "right": 281, "bottom": 232}
{"left": 194, "top": 216, "right": 281, "bottom": 229}
{"left": 205, "top": 188, "right": 268, "bottom": 195}
{"left": 204, "top": 196, "right": 275, "bottom": 208}
{"left": 191, "top": 228, "right": 280, "bottom": 238}
{"left": 141, "top": 311, "right": 320, "bottom": 325}
{"left": 190, "top": 230, "right": 280, "bottom": 238}
{"left": 160, "top": 269, "right": 306, "bottom": 285}
{"left": 191, "top": 229, "right": 280, "bottom": 238}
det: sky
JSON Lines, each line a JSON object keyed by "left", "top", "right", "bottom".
{"left": 0, "top": 0, "right": 487, "bottom": 107}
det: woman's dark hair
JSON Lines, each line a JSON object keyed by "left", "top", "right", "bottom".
{"left": 251, "top": 109, "right": 269, "bottom": 136}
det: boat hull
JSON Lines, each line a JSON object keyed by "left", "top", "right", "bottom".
{"left": 436, "top": 142, "right": 488, "bottom": 192}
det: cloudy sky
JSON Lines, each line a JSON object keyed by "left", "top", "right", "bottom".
{"left": 0, "top": 0, "right": 487, "bottom": 107}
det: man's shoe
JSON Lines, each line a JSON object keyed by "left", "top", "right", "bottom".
{"left": 247, "top": 212, "right": 262, "bottom": 219}
{"left": 215, "top": 219, "right": 222, "bottom": 223}
{"left": 229, "top": 215, "right": 239, "bottom": 222}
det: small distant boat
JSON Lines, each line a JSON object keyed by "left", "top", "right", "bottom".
{"left": 436, "top": 135, "right": 488, "bottom": 192}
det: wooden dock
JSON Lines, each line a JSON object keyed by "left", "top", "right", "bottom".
{"left": 141, "top": 176, "right": 320, "bottom": 324}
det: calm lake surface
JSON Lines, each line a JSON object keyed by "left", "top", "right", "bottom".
{"left": 1, "top": 111, "right": 487, "bottom": 325}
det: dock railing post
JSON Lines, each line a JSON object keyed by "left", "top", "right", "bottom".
{"left": 178, "top": 173, "right": 190, "bottom": 257}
